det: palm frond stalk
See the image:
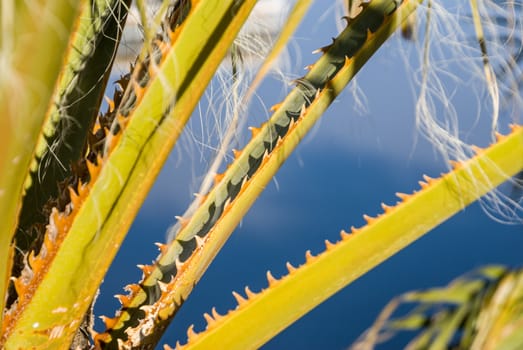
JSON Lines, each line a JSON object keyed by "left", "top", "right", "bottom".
{"left": 0, "top": 0, "right": 521, "bottom": 349}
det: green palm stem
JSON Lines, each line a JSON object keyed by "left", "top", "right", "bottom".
{"left": 10, "top": 0, "right": 131, "bottom": 306}
{"left": 0, "top": 0, "right": 82, "bottom": 324}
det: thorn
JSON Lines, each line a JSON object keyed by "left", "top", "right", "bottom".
{"left": 77, "top": 181, "right": 89, "bottom": 199}
{"left": 340, "top": 230, "right": 351, "bottom": 239}
{"left": 104, "top": 96, "right": 115, "bottom": 112}
{"left": 48, "top": 205, "right": 60, "bottom": 227}
{"left": 28, "top": 251, "right": 38, "bottom": 270}
{"left": 266, "top": 270, "right": 278, "bottom": 287}
{"left": 222, "top": 197, "right": 232, "bottom": 213}
{"left": 124, "top": 283, "right": 142, "bottom": 294}
{"left": 262, "top": 149, "right": 270, "bottom": 161}
{"left": 163, "top": 345, "right": 175, "bottom": 350}
{"left": 155, "top": 242, "right": 169, "bottom": 255}
{"left": 195, "top": 234, "right": 205, "bottom": 247}
{"left": 12, "top": 277, "right": 25, "bottom": 296}
{"left": 114, "top": 294, "right": 132, "bottom": 306}
{"left": 240, "top": 175, "right": 249, "bottom": 189}
{"left": 139, "top": 303, "right": 155, "bottom": 314}
{"left": 99, "top": 315, "right": 119, "bottom": 329}
{"left": 96, "top": 154, "right": 104, "bottom": 168}
{"left": 94, "top": 332, "right": 112, "bottom": 345}
{"left": 494, "top": 131, "right": 505, "bottom": 141}
{"left": 232, "top": 148, "right": 242, "bottom": 159}
{"left": 175, "top": 258, "right": 184, "bottom": 270}
{"left": 422, "top": 175, "right": 435, "bottom": 184}
{"left": 270, "top": 103, "right": 283, "bottom": 112}
{"left": 300, "top": 103, "right": 308, "bottom": 118}
{"left": 341, "top": 16, "right": 351, "bottom": 25}
{"left": 449, "top": 160, "right": 462, "bottom": 169}
{"left": 286, "top": 261, "right": 297, "bottom": 273}
{"left": 244, "top": 286, "right": 256, "bottom": 299}
{"left": 186, "top": 324, "right": 198, "bottom": 341}
{"left": 470, "top": 145, "right": 483, "bottom": 154}
{"left": 197, "top": 193, "right": 209, "bottom": 205}
{"left": 312, "top": 47, "right": 325, "bottom": 55}
{"left": 363, "top": 214, "right": 376, "bottom": 224}
{"left": 42, "top": 234, "right": 54, "bottom": 254}
{"left": 203, "top": 312, "right": 215, "bottom": 327}
{"left": 68, "top": 186, "right": 80, "bottom": 208}
{"left": 136, "top": 262, "right": 146, "bottom": 270}
{"left": 396, "top": 192, "right": 410, "bottom": 201}
{"left": 418, "top": 180, "right": 429, "bottom": 189}
{"left": 137, "top": 264, "right": 155, "bottom": 277}
{"left": 304, "top": 64, "right": 314, "bottom": 70}
{"left": 381, "top": 203, "right": 393, "bottom": 213}
{"left": 232, "top": 291, "right": 247, "bottom": 306}
{"left": 509, "top": 124, "right": 520, "bottom": 132}
{"left": 325, "top": 239, "right": 335, "bottom": 250}
{"left": 214, "top": 172, "right": 225, "bottom": 185}
{"left": 211, "top": 307, "right": 222, "bottom": 320}
{"left": 350, "top": 226, "right": 360, "bottom": 234}
{"left": 249, "top": 126, "right": 261, "bottom": 138}
{"left": 175, "top": 215, "right": 189, "bottom": 228}
{"left": 312, "top": 38, "right": 336, "bottom": 55}
{"left": 276, "top": 135, "right": 283, "bottom": 147}
{"left": 305, "top": 250, "right": 315, "bottom": 263}
{"left": 85, "top": 159, "right": 100, "bottom": 179}
{"left": 288, "top": 117, "right": 297, "bottom": 131}
{"left": 157, "top": 280, "right": 169, "bottom": 293}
